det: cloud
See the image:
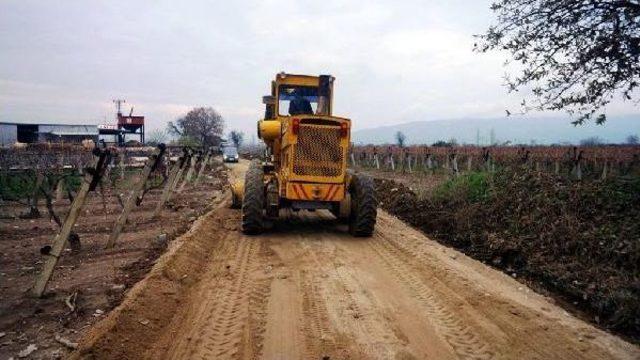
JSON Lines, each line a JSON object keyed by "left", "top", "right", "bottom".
{"left": 0, "top": 0, "right": 637, "bottom": 137}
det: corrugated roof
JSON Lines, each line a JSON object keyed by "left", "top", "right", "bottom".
{"left": 0, "top": 121, "right": 100, "bottom": 126}
{"left": 47, "top": 131, "right": 98, "bottom": 136}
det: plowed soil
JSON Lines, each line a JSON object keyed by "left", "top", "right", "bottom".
{"left": 0, "top": 164, "right": 225, "bottom": 359}
{"left": 71, "top": 162, "right": 639, "bottom": 360}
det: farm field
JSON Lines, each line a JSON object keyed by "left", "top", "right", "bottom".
{"left": 60, "top": 160, "right": 637, "bottom": 360}
{"left": 1, "top": 147, "right": 638, "bottom": 359}
{"left": 0, "top": 147, "right": 226, "bottom": 359}
{"left": 353, "top": 144, "right": 640, "bottom": 343}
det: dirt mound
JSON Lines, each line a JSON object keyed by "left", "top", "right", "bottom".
{"left": 375, "top": 169, "right": 640, "bottom": 342}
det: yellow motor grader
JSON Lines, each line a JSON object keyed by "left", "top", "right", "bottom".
{"left": 233, "top": 72, "right": 377, "bottom": 236}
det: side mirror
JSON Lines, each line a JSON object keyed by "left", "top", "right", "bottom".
{"left": 262, "top": 95, "right": 275, "bottom": 105}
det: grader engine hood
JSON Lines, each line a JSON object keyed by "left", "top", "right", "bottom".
{"left": 285, "top": 116, "right": 350, "bottom": 183}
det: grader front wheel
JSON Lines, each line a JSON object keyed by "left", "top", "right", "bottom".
{"left": 348, "top": 174, "right": 377, "bottom": 237}
{"left": 242, "top": 161, "right": 265, "bottom": 234}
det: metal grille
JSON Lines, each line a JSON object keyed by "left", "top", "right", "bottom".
{"left": 293, "top": 125, "right": 343, "bottom": 176}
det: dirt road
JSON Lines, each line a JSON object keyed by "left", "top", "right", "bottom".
{"left": 74, "top": 161, "right": 639, "bottom": 360}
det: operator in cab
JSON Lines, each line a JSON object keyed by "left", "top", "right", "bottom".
{"left": 288, "top": 90, "right": 313, "bottom": 115}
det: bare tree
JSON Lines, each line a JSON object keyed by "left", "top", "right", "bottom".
{"left": 627, "top": 134, "right": 639, "bottom": 144}
{"left": 395, "top": 131, "right": 406, "bottom": 148}
{"left": 580, "top": 136, "right": 604, "bottom": 146}
{"left": 146, "top": 129, "right": 167, "bottom": 146}
{"left": 229, "top": 130, "right": 244, "bottom": 148}
{"left": 167, "top": 107, "right": 224, "bottom": 147}
{"left": 475, "top": 1, "right": 640, "bottom": 124}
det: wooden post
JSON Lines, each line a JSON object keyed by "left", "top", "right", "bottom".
{"left": 467, "top": 156, "right": 472, "bottom": 172}
{"left": 601, "top": 161, "right": 608, "bottom": 180}
{"left": 554, "top": 161, "right": 560, "bottom": 175}
{"left": 193, "top": 150, "right": 212, "bottom": 186}
{"left": 390, "top": 155, "right": 395, "bottom": 171}
{"left": 106, "top": 147, "right": 163, "bottom": 248}
{"left": 152, "top": 156, "right": 185, "bottom": 218}
{"left": 350, "top": 152, "right": 356, "bottom": 167}
{"left": 374, "top": 154, "right": 380, "bottom": 169}
{"left": 31, "top": 149, "right": 109, "bottom": 297}
{"left": 407, "top": 155, "right": 412, "bottom": 173}
{"left": 178, "top": 153, "right": 198, "bottom": 192}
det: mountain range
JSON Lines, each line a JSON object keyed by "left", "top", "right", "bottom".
{"left": 352, "top": 115, "right": 640, "bottom": 145}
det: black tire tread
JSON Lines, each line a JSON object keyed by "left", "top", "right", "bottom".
{"left": 241, "top": 161, "right": 264, "bottom": 234}
{"left": 349, "top": 174, "right": 377, "bottom": 237}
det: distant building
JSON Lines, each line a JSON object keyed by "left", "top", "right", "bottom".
{"left": 0, "top": 122, "right": 98, "bottom": 146}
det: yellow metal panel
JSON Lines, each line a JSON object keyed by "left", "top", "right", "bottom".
{"left": 286, "top": 182, "right": 344, "bottom": 202}
{"left": 258, "top": 120, "right": 281, "bottom": 141}
{"left": 275, "top": 73, "right": 321, "bottom": 87}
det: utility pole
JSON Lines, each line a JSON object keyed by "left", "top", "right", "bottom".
{"left": 113, "top": 99, "right": 126, "bottom": 116}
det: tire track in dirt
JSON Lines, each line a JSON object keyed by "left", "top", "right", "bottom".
{"left": 237, "top": 242, "right": 272, "bottom": 360}
{"left": 193, "top": 240, "right": 254, "bottom": 359}
{"left": 369, "top": 234, "right": 495, "bottom": 360}
{"left": 300, "top": 229, "right": 408, "bottom": 359}
{"left": 300, "top": 268, "right": 341, "bottom": 359}
{"left": 167, "top": 236, "right": 271, "bottom": 360}
{"left": 294, "top": 211, "right": 352, "bottom": 360}
{"left": 374, "top": 214, "right": 625, "bottom": 360}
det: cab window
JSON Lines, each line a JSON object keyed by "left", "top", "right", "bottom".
{"left": 278, "top": 85, "right": 318, "bottom": 116}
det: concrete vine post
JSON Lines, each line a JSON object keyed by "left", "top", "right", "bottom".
{"left": 153, "top": 152, "right": 188, "bottom": 218}
{"left": 452, "top": 153, "right": 459, "bottom": 177}
{"left": 178, "top": 152, "right": 198, "bottom": 192}
{"left": 193, "top": 149, "right": 212, "bottom": 186}
{"left": 170, "top": 150, "right": 191, "bottom": 197}
{"left": 119, "top": 151, "right": 126, "bottom": 180}
{"left": 31, "top": 148, "right": 111, "bottom": 297}
{"left": 55, "top": 177, "right": 65, "bottom": 203}
{"left": 28, "top": 171, "right": 45, "bottom": 217}
{"left": 106, "top": 145, "right": 165, "bottom": 249}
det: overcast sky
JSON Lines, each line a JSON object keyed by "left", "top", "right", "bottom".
{"left": 1, "top": 0, "right": 637, "bottom": 139}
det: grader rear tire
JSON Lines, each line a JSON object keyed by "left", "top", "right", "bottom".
{"left": 242, "top": 161, "right": 264, "bottom": 234}
{"left": 348, "top": 174, "right": 377, "bottom": 237}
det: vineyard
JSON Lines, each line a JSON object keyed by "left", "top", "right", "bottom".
{"left": 350, "top": 144, "right": 640, "bottom": 180}
{"left": 0, "top": 144, "right": 226, "bottom": 358}
{"left": 351, "top": 143, "right": 640, "bottom": 342}
{"left": 1, "top": 144, "right": 638, "bottom": 359}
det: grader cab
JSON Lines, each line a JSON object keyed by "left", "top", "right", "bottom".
{"left": 235, "top": 73, "right": 377, "bottom": 236}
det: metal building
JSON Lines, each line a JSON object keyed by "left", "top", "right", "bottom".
{"left": 0, "top": 122, "right": 98, "bottom": 146}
